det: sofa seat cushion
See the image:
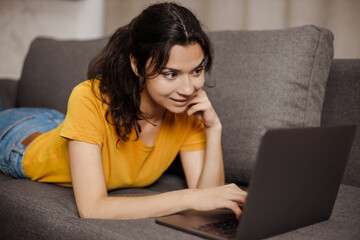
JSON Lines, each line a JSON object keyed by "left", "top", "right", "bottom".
{"left": 206, "top": 25, "right": 334, "bottom": 184}
{"left": 0, "top": 173, "right": 201, "bottom": 240}
{"left": 1, "top": 173, "right": 359, "bottom": 239}
{"left": 146, "top": 173, "right": 187, "bottom": 192}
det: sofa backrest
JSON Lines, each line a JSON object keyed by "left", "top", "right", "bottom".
{"left": 17, "top": 26, "right": 359, "bottom": 187}
{"left": 321, "top": 59, "right": 360, "bottom": 187}
{"left": 205, "top": 25, "right": 334, "bottom": 185}
{"left": 17, "top": 37, "right": 108, "bottom": 114}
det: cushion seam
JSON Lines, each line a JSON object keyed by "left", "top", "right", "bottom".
{"left": 303, "top": 27, "right": 322, "bottom": 126}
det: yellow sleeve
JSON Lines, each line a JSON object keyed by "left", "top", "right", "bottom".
{"left": 180, "top": 115, "right": 206, "bottom": 152}
{"left": 59, "top": 81, "right": 105, "bottom": 147}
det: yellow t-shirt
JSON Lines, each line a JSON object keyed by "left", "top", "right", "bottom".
{"left": 23, "top": 80, "right": 206, "bottom": 190}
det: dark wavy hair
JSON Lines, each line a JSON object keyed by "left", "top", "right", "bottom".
{"left": 87, "top": 2, "right": 213, "bottom": 143}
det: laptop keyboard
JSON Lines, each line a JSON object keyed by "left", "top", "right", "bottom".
{"left": 194, "top": 218, "right": 239, "bottom": 238}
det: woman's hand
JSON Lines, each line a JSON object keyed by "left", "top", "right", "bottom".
{"left": 184, "top": 88, "right": 225, "bottom": 188}
{"left": 187, "top": 89, "right": 221, "bottom": 129}
{"left": 187, "top": 183, "right": 248, "bottom": 219}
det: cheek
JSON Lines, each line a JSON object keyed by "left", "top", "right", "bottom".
{"left": 194, "top": 75, "right": 205, "bottom": 90}
{"left": 147, "top": 80, "right": 175, "bottom": 98}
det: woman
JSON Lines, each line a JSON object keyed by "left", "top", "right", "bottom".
{"left": 0, "top": 2, "right": 246, "bottom": 219}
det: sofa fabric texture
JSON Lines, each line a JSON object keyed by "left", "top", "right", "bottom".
{"left": 0, "top": 25, "right": 359, "bottom": 239}
{"left": 321, "top": 59, "right": 360, "bottom": 187}
{"left": 0, "top": 173, "right": 359, "bottom": 240}
{"left": 0, "top": 79, "right": 18, "bottom": 110}
{"left": 17, "top": 37, "right": 108, "bottom": 114}
{"left": 205, "top": 25, "right": 334, "bottom": 184}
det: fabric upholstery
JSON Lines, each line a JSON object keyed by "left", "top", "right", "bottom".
{"left": 205, "top": 25, "right": 334, "bottom": 184}
{"left": 17, "top": 37, "right": 108, "bottom": 114}
{"left": 0, "top": 79, "right": 18, "bottom": 110}
{"left": 0, "top": 173, "right": 201, "bottom": 240}
{"left": 321, "top": 59, "right": 360, "bottom": 187}
{"left": 146, "top": 172, "right": 187, "bottom": 192}
{"left": 1, "top": 173, "right": 359, "bottom": 239}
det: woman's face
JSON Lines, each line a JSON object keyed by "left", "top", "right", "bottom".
{"left": 141, "top": 43, "right": 205, "bottom": 115}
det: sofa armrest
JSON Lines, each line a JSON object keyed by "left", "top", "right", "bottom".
{"left": 0, "top": 79, "right": 18, "bottom": 110}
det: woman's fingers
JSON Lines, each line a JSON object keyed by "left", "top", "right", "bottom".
{"left": 186, "top": 89, "right": 222, "bottom": 129}
{"left": 188, "top": 93, "right": 207, "bottom": 105}
{"left": 187, "top": 102, "right": 211, "bottom": 117}
{"left": 224, "top": 200, "right": 242, "bottom": 219}
{"left": 190, "top": 183, "right": 248, "bottom": 219}
{"left": 227, "top": 183, "right": 246, "bottom": 192}
{"left": 228, "top": 192, "right": 247, "bottom": 204}
{"left": 222, "top": 186, "right": 247, "bottom": 219}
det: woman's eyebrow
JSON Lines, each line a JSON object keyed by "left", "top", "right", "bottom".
{"left": 162, "top": 58, "right": 205, "bottom": 72}
{"left": 193, "top": 58, "right": 206, "bottom": 70}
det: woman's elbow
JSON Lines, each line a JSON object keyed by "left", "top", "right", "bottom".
{"left": 76, "top": 200, "right": 104, "bottom": 219}
{"left": 78, "top": 206, "right": 96, "bottom": 219}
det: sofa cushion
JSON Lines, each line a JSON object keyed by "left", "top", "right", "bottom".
{"left": 0, "top": 79, "right": 18, "bottom": 110}
{"left": 206, "top": 25, "right": 334, "bottom": 184}
{"left": 17, "top": 37, "right": 108, "bottom": 114}
{"left": 0, "top": 174, "right": 201, "bottom": 240}
{"left": 1, "top": 173, "right": 359, "bottom": 239}
{"left": 321, "top": 59, "right": 360, "bottom": 187}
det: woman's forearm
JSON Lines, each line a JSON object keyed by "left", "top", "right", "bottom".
{"left": 81, "top": 189, "right": 193, "bottom": 219}
{"left": 81, "top": 183, "right": 247, "bottom": 220}
{"left": 196, "top": 125, "right": 225, "bottom": 188}
{"left": 185, "top": 89, "right": 225, "bottom": 188}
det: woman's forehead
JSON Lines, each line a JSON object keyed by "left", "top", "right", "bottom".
{"left": 165, "top": 43, "right": 204, "bottom": 71}
{"left": 145, "top": 43, "right": 204, "bottom": 73}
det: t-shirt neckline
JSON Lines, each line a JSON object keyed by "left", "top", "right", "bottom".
{"left": 135, "top": 110, "right": 169, "bottom": 152}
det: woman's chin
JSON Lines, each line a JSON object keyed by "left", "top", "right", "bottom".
{"left": 166, "top": 106, "right": 188, "bottom": 115}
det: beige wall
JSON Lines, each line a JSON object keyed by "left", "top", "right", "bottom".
{"left": 105, "top": 0, "right": 360, "bottom": 59}
{"left": 0, "top": 0, "right": 105, "bottom": 79}
{"left": 1, "top": 0, "right": 359, "bottom": 80}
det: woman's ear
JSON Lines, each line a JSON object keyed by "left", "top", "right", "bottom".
{"left": 129, "top": 54, "right": 139, "bottom": 76}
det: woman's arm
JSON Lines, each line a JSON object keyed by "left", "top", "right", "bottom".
{"left": 180, "top": 126, "right": 224, "bottom": 188}
{"left": 183, "top": 89, "right": 225, "bottom": 189}
{"left": 68, "top": 140, "right": 246, "bottom": 219}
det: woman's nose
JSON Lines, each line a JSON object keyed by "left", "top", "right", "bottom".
{"left": 177, "top": 76, "right": 195, "bottom": 96}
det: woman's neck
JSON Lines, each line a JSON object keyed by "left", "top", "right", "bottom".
{"left": 140, "top": 90, "right": 166, "bottom": 126}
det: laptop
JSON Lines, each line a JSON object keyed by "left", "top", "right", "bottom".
{"left": 155, "top": 125, "right": 356, "bottom": 240}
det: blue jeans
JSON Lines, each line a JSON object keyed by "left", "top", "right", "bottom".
{"left": 0, "top": 107, "right": 65, "bottom": 178}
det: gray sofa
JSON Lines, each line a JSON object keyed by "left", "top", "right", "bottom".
{"left": 0, "top": 25, "right": 359, "bottom": 239}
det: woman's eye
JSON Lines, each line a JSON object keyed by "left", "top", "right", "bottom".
{"left": 192, "top": 67, "right": 204, "bottom": 76}
{"left": 162, "top": 72, "right": 177, "bottom": 79}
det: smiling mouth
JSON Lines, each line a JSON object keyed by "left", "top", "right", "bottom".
{"left": 170, "top": 98, "right": 190, "bottom": 106}
{"left": 172, "top": 98, "right": 189, "bottom": 102}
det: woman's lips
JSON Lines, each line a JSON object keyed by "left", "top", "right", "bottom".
{"left": 170, "top": 98, "right": 190, "bottom": 106}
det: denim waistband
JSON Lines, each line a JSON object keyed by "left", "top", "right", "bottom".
{"left": 0, "top": 108, "right": 65, "bottom": 178}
